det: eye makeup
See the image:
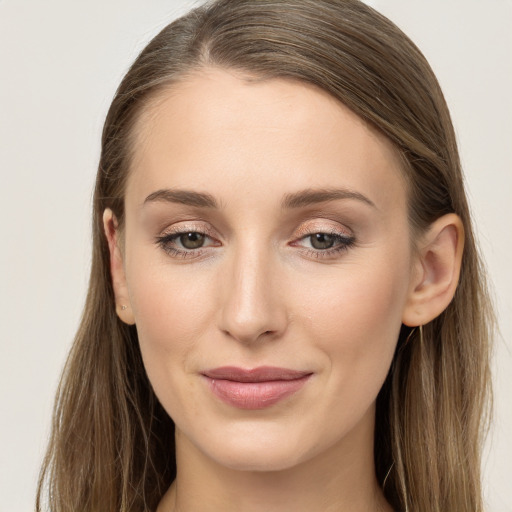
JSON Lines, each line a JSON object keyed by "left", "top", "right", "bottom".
{"left": 155, "top": 223, "right": 220, "bottom": 259}
{"left": 154, "top": 223, "right": 356, "bottom": 261}
{"left": 290, "top": 231, "right": 356, "bottom": 259}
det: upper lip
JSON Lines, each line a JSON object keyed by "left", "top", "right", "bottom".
{"left": 202, "top": 366, "right": 312, "bottom": 382}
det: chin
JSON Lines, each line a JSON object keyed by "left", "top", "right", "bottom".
{"left": 209, "top": 445, "right": 306, "bottom": 473}
{"left": 193, "top": 424, "right": 314, "bottom": 473}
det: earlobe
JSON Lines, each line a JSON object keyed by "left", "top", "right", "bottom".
{"left": 402, "top": 213, "right": 464, "bottom": 327}
{"left": 103, "top": 209, "right": 135, "bottom": 325}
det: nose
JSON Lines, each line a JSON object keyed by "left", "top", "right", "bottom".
{"left": 218, "top": 246, "right": 288, "bottom": 344}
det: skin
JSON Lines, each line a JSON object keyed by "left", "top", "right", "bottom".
{"left": 104, "top": 68, "right": 464, "bottom": 512}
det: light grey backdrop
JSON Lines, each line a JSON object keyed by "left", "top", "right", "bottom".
{"left": 0, "top": 1, "right": 510, "bottom": 510}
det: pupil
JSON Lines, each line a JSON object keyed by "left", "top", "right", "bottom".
{"left": 180, "top": 232, "right": 205, "bottom": 249}
{"left": 310, "top": 233, "right": 334, "bottom": 250}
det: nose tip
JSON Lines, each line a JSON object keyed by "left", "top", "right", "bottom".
{"left": 218, "top": 254, "right": 288, "bottom": 344}
{"left": 221, "top": 309, "right": 280, "bottom": 344}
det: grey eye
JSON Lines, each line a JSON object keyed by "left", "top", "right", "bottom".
{"left": 179, "top": 232, "right": 206, "bottom": 249}
{"left": 309, "top": 233, "right": 335, "bottom": 250}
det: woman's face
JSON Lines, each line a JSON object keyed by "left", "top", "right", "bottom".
{"left": 118, "top": 68, "right": 418, "bottom": 471}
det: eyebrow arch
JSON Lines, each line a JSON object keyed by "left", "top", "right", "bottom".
{"left": 282, "top": 188, "right": 377, "bottom": 209}
{"left": 144, "top": 189, "right": 218, "bottom": 208}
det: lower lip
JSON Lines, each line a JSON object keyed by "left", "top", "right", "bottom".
{"left": 205, "top": 375, "right": 311, "bottom": 410}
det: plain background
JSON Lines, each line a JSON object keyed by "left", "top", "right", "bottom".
{"left": 0, "top": 1, "right": 510, "bottom": 510}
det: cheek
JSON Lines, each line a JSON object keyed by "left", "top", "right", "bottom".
{"left": 132, "top": 275, "right": 200, "bottom": 350}
{"left": 126, "top": 264, "right": 216, "bottom": 424}
{"left": 124, "top": 247, "right": 217, "bottom": 390}
{"left": 296, "top": 254, "right": 410, "bottom": 391}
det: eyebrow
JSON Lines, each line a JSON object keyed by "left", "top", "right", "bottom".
{"left": 143, "top": 186, "right": 376, "bottom": 210}
{"left": 281, "top": 188, "right": 377, "bottom": 209}
{"left": 144, "top": 189, "right": 218, "bottom": 208}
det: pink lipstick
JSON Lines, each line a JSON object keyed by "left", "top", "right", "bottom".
{"left": 202, "top": 366, "right": 312, "bottom": 410}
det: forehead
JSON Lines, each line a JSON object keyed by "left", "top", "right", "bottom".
{"left": 126, "top": 67, "right": 407, "bottom": 212}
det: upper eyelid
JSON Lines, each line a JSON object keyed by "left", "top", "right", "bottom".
{"left": 293, "top": 221, "right": 353, "bottom": 239}
{"left": 156, "top": 219, "right": 353, "bottom": 242}
{"left": 159, "top": 222, "right": 217, "bottom": 237}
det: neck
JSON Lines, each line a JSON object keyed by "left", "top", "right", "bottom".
{"left": 158, "top": 409, "right": 392, "bottom": 512}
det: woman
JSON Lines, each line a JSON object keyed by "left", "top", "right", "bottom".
{"left": 36, "top": 1, "right": 493, "bottom": 511}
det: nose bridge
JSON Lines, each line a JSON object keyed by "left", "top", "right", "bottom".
{"left": 219, "top": 239, "right": 286, "bottom": 343}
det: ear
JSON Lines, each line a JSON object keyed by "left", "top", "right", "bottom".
{"left": 402, "top": 213, "right": 464, "bottom": 327}
{"left": 103, "top": 208, "right": 135, "bottom": 325}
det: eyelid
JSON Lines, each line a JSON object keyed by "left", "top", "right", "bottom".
{"left": 154, "top": 219, "right": 355, "bottom": 261}
{"left": 154, "top": 221, "right": 222, "bottom": 260}
{"left": 287, "top": 219, "right": 356, "bottom": 259}
{"left": 158, "top": 221, "right": 218, "bottom": 239}
{"left": 293, "top": 219, "right": 353, "bottom": 239}
{"left": 289, "top": 232, "right": 356, "bottom": 261}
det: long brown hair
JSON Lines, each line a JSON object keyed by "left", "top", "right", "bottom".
{"left": 37, "top": 1, "right": 493, "bottom": 511}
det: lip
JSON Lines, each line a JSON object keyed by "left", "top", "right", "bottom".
{"left": 202, "top": 366, "right": 312, "bottom": 410}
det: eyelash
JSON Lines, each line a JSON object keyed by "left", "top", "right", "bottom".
{"left": 155, "top": 227, "right": 218, "bottom": 259}
{"left": 155, "top": 228, "right": 355, "bottom": 260}
{"left": 292, "top": 231, "right": 355, "bottom": 259}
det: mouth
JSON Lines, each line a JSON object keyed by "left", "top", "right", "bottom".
{"left": 201, "top": 366, "right": 313, "bottom": 410}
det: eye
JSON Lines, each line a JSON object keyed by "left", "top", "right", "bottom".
{"left": 291, "top": 230, "right": 356, "bottom": 259}
{"left": 155, "top": 227, "right": 220, "bottom": 259}
{"left": 309, "top": 233, "right": 337, "bottom": 250}
{"left": 178, "top": 232, "right": 207, "bottom": 249}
